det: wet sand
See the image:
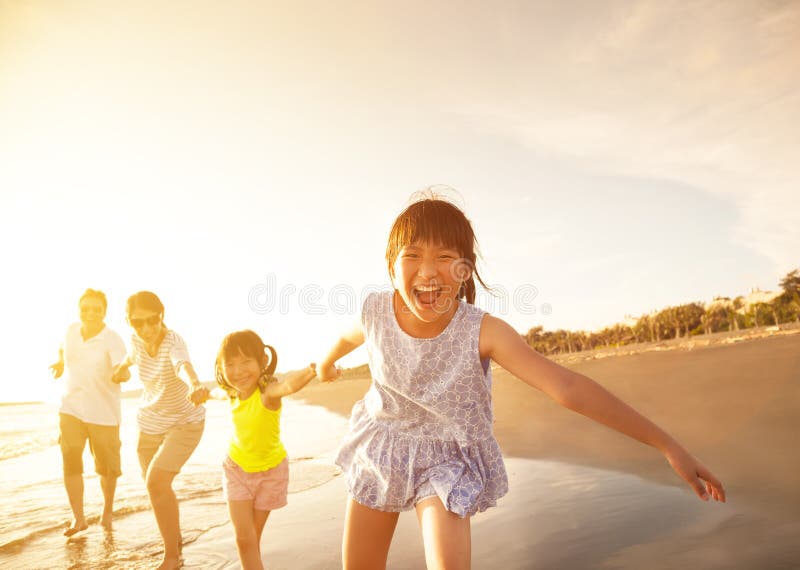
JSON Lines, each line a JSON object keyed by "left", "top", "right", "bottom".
{"left": 226, "top": 331, "right": 799, "bottom": 569}
{"left": 9, "top": 332, "right": 796, "bottom": 568}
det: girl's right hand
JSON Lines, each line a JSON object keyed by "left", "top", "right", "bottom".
{"left": 318, "top": 362, "right": 342, "bottom": 383}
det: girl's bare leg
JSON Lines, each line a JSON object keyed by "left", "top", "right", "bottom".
{"left": 415, "top": 496, "right": 471, "bottom": 570}
{"left": 228, "top": 500, "right": 267, "bottom": 570}
{"left": 253, "top": 509, "right": 270, "bottom": 553}
{"left": 342, "top": 498, "right": 399, "bottom": 570}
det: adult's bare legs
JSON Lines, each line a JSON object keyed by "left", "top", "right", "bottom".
{"left": 63, "top": 474, "right": 88, "bottom": 536}
{"left": 146, "top": 467, "right": 181, "bottom": 570}
{"left": 415, "top": 496, "right": 471, "bottom": 570}
{"left": 99, "top": 475, "right": 117, "bottom": 529}
{"left": 342, "top": 498, "right": 399, "bottom": 570}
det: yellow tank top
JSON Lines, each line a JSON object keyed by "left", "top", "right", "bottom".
{"left": 228, "top": 388, "right": 286, "bottom": 472}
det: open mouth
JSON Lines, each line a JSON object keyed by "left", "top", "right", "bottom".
{"left": 412, "top": 284, "right": 442, "bottom": 308}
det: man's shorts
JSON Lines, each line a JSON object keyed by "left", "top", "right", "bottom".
{"left": 222, "top": 455, "right": 289, "bottom": 511}
{"left": 59, "top": 413, "right": 121, "bottom": 478}
{"left": 137, "top": 421, "right": 204, "bottom": 477}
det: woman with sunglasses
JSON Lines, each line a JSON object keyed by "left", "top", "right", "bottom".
{"left": 112, "top": 290, "right": 209, "bottom": 570}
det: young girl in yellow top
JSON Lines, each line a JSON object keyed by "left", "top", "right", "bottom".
{"left": 214, "top": 330, "right": 316, "bottom": 570}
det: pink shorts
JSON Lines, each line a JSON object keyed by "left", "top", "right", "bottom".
{"left": 223, "top": 455, "right": 289, "bottom": 511}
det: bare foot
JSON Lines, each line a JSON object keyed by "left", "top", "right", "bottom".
{"left": 154, "top": 555, "right": 183, "bottom": 570}
{"left": 101, "top": 511, "right": 113, "bottom": 531}
{"left": 64, "top": 520, "right": 88, "bottom": 537}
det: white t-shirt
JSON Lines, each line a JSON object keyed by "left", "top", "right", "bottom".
{"left": 131, "top": 329, "right": 205, "bottom": 434}
{"left": 60, "top": 323, "right": 127, "bottom": 426}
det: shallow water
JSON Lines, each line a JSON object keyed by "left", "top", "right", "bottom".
{"left": 3, "top": 377, "right": 799, "bottom": 569}
{"left": 0, "top": 398, "right": 346, "bottom": 569}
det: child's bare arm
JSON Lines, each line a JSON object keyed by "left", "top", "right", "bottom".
{"left": 319, "top": 320, "right": 365, "bottom": 382}
{"left": 264, "top": 364, "right": 317, "bottom": 399}
{"left": 481, "top": 315, "right": 726, "bottom": 503}
{"left": 208, "top": 387, "right": 229, "bottom": 400}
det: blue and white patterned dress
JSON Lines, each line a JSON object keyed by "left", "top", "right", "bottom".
{"left": 336, "top": 291, "right": 508, "bottom": 517}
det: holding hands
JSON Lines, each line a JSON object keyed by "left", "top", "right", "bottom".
{"left": 111, "top": 363, "right": 131, "bottom": 384}
{"left": 317, "top": 362, "right": 342, "bottom": 383}
{"left": 188, "top": 383, "right": 210, "bottom": 406}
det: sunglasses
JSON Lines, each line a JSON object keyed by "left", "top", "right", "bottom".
{"left": 129, "top": 314, "right": 162, "bottom": 329}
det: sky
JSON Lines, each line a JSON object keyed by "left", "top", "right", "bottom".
{"left": 1, "top": 0, "right": 798, "bottom": 403}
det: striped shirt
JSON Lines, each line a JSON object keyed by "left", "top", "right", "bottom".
{"left": 131, "top": 329, "right": 205, "bottom": 434}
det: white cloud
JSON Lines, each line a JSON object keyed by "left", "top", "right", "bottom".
{"left": 456, "top": 1, "right": 799, "bottom": 272}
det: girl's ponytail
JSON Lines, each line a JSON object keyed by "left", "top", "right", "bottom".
{"left": 258, "top": 345, "right": 278, "bottom": 392}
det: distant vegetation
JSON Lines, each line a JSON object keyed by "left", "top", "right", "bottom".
{"left": 341, "top": 363, "right": 370, "bottom": 379}
{"left": 337, "top": 268, "right": 800, "bottom": 374}
{"left": 523, "top": 268, "right": 800, "bottom": 356}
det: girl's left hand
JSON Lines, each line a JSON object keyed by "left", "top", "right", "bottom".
{"left": 664, "top": 445, "right": 726, "bottom": 502}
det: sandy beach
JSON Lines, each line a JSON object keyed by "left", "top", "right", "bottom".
{"left": 2, "top": 331, "right": 797, "bottom": 569}
{"left": 196, "top": 330, "right": 798, "bottom": 569}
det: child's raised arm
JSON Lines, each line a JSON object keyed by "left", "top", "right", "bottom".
{"left": 480, "top": 315, "right": 726, "bottom": 503}
{"left": 263, "top": 364, "right": 317, "bottom": 400}
{"left": 318, "top": 320, "right": 365, "bottom": 382}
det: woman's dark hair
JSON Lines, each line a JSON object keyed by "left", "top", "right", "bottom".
{"left": 215, "top": 330, "right": 278, "bottom": 400}
{"left": 125, "top": 290, "right": 164, "bottom": 317}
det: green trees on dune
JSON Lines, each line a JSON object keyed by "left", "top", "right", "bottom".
{"left": 524, "top": 268, "right": 800, "bottom": 356}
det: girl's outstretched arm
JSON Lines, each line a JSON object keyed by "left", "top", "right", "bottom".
{"left": 480, "top": 315, "right": 726, "bottom": 503}
{"left": 318, "top": 321, "right": 365, "bottom": 382}
{"left": 264, "top": 364, "right": 318, "bottom": 399}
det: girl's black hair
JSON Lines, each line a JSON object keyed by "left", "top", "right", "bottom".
{"left": 215, "top": 330, "right": 278, "bottom": 400}
{"left": 386, "top": 196, "right": 488, "bottom": 303}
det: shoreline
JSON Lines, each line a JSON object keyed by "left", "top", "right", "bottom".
{"left": 3, "top": 331, "right": 797, "bottom": 568}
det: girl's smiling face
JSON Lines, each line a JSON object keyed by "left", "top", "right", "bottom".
{"left": 391, "top": 241, "right": 468, "bottom": 335}
{"left": 222, "top": 351, "right": 264, "bottom": 398}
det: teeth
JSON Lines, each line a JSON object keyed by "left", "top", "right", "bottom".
{"left": 414, "top": 285, "right": 440, "bottom": 292}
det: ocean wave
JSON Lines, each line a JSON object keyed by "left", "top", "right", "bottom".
{"left": 0, "top": 434, "right": 58, "bottom": 461}
{"left": 0, "top": 487, "right": 222, "bottom": 553}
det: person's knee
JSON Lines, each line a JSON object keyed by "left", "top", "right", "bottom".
{"left": 61, "top": 447, "right": 85, "bottom": 476}
{"left": 95, "top": 456, "right": 122, "bottom": 479}
{"left": 92, "top": 446, "right": 122, "bottom": 478}
{"left": 146, "top": 469, "right": 176, "bottom": 497}
{"left": 235, "top": 531, "right": 259, "bottom": 553}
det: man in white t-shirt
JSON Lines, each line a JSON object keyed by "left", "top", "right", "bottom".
{"left": 50, "top": 289, "right": 127, "bottom": 536}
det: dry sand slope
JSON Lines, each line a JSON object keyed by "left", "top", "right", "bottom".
{"left": 290, "top": 332, "right": 799, "bottom": 569}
